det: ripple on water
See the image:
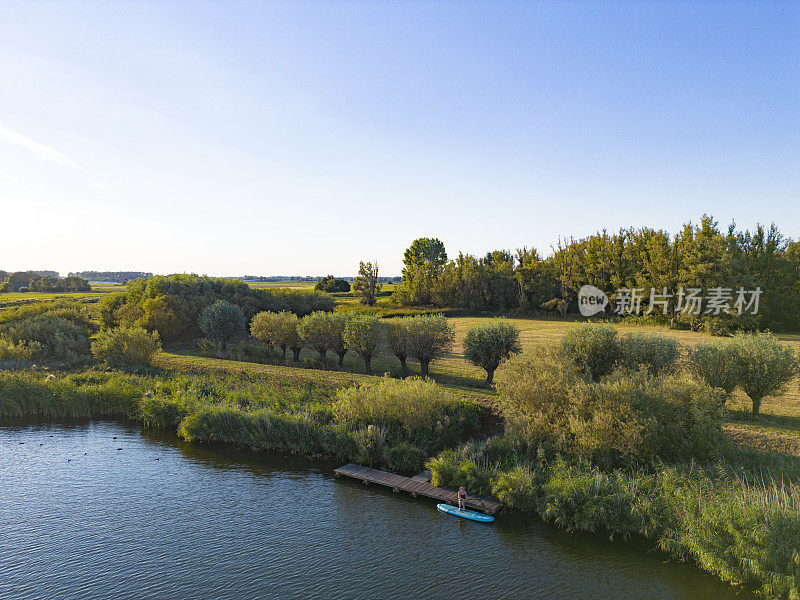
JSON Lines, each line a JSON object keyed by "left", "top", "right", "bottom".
{"left": 0, "top": 421, "right": 754, "bottom": 600}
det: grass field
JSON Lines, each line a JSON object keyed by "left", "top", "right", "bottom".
{"left": 174, "top": 314, "right": 800, "bottom": 458}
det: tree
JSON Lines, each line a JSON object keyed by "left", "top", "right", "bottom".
{"left": 325, "top": 311, "right": 353, "bottom": 365}
{"left": 343, "top": 314, "right": 383, "bottom": 374}
{"left": 315, "top": 275, "right": 350, "bottom": 293}
{"left": 353, "top": 261, "right": 380, "bottom": 306}
{"left": 687, "top": 341, "right": 740, "bottom": 398}
{"left": 250, "top": 310, "right": 301, "bottom": 360}
{"left": 197, "top": 300, "right": 246, "bottom": 351}
{"left": 297, "top": 311, "right": 332, "bottom": 360}
{"left": 406, "top": 314, "right": 454, "bottom": 378}
{"left": 8, "top": 271, "right": 32, "bottom": 291}
{"left": 463, "top": 320, "right": 522, "bottom": 383}
{"left": 729, "top": 332, "right": 799, "bottom": 416}
{"left": 397, "top": 238, "right": 447, "bottom": 305}
{"left": 386, "top": 318, "right": 412, "bottom": 377}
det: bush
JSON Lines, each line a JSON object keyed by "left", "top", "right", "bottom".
{"left": 729, "top": 332, "right": 799, "bottom": 416}
{"left": 463, "top": 320, "right": 522, "bottom": 383}
{"left": 0, "top": 315, "right": 91, "bottom": 365}
{"left": 495, "top": 348, "right": 725, "bottom": 467}
{"left": 619, "top": 332, "right": 680, "bottom": 376}
{"left": 198, "top": 300, "right": 246, "bottom": 351}
{"left": 91, "top": 326, "right": 161, "bottom": 368}
{"left": 333, "top": 376, "right": 483, "bottom": 448}
{"left": 342, "top": 314, "right": 383, "bottom": 374}
{"left": 561, "top": 323, "right": 621, "bottom": 380}
{"left": 0, "top": 337, "right": 38, "bottom": 362}
{"left": 384, "top": 442, "right": 426, "bottom": 475}
{"left": 405, "top": 314, "right": 454, "bottom": 378}
{"left": 687, "top": 341, "right": 740, "bottom": 398}
{"left": 703, "top": 317, "right": 732, "bottom": 337}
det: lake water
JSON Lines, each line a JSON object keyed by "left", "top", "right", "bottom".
{"left": 0, "top": 421, "right": 754, "bottom": 599}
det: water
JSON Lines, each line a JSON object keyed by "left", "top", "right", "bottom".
{"left": 1, "top": 421, "right": 754, "bottom": 600}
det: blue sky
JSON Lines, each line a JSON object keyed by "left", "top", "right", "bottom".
{"left": 0, "top": 0, "right": 797, "bottom": 276}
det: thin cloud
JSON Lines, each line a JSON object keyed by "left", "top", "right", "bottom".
{"left": 0, "top": 123, "right": 81, "bottom": 169}
{"left": 0, "top": 122, "right": 117, "bottom": 194}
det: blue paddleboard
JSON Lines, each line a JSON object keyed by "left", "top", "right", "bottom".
{"left": 437, "top": 503, "right": 494, "bottom": 523}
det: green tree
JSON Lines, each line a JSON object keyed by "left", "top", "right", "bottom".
{"left": 297, "top": 310, "right": 332, "bottom": 360}
{"left": 326, "top": 311, "right": 353, "bottom": 365}
{"left": 343, "top": 314, "right": 383, "bottom": 374}
{"left": 406, "top": 314, "right": 454, "bottom": 378}
{"left": 315, "top": 275, "right": 350, "bottom": 293}
{"left": 385, "top": 318, "right": 412, "bottom": 377}
{"left": 463, "top": 320, "right": 522, "bottom": 383}
{"left": 353, "top": 261, "right": 380, "bottom": 306}
{"left": 729, "top": 332, "right": 799, "bottom": 416}
{"left": 197, "top": 300, "right": 246, "bottom": 351}
{"left": 397, "top": 238, "right": 447, "bottom": 305}
{"left": 251, "top": 310, "right": 301, "bottom": 361}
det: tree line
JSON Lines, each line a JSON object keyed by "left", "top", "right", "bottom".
{"left": 0, "top": 271, "right": 90, "bottom": 293}
{"left": 391, "top": 216, "right": 800, "bottom": 331}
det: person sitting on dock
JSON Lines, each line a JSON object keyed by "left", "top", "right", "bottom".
{"left": 457, "top": 486, "right": 467, "bottom": 510}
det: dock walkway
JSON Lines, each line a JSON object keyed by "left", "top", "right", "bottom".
{"left": 334, "top": 463, "right": 503, "bottom": 515}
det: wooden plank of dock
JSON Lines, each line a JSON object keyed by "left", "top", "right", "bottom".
{"left": 334, "top": 463, "right": 503, "bottom": 515}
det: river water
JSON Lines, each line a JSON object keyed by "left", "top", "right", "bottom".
{"left": 0, "top": 421, "right": 754, "bottom": 600}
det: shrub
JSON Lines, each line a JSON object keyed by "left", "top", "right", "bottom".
{"left": 406, "top": 314, "right": 454, "bottom": 378}
{"left": 333, "top": 376, "right": 482, "bottom": 447}
{"left": 703, "top": 316, "right": 732, "bottom": 337}
{"left": 729, "top": 332, "right": 799, "bottom": 416}
{"left": 463, "top": 320, "right": 522, "bottom": 383}
{"left": 495, "top": 348, "right": 725, "bottom": 467}
{"left": 91, "top": 326, "right": 161, "bottom": 368}
{"left": 0, "top": 282, "right": 11, "bottom": 292}
{"left": 384, "top": 442, "right": 426, "bottom": 475}
{"left": 0, "top": 315, "right": 91, "bottom": 365}
{"left": 342, "top": 314, "right": 383, "bottom": 374}
{"left": 17, "top": 286, "right": 29, "bottom": 293}
{"left": 619, "top": 332, "right": 680, "bottom": 376}
{"left": 198, "top": 300, "right": 246, "bottom": 351}
{"left": 0, "top": 337, "right": 38, "bottom": 362}
{"left": 561, "top": 323, "right": 621, "bottom": 380}
{"left": 687, "top": 341, "right": 740, "bottom": 398}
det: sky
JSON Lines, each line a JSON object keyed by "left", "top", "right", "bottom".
{"left": 0, "top": 0, "right": 798, "bottom": 277}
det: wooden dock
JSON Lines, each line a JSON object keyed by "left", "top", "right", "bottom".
{"left": 334, "top": 463, "right": 503, "bottom": 515}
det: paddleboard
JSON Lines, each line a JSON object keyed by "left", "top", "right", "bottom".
{"left": 437, "top": 503, "right": 494, "bottom": 523}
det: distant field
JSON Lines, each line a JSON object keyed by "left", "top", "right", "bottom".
{"left": 247, "top": 281, "right": 319, "bottom": 289}
{"left": 0, "top": 282, "right": 123, "bottom": 305}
